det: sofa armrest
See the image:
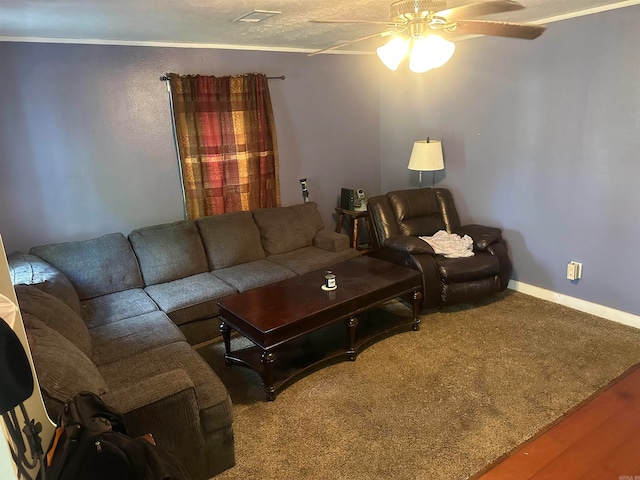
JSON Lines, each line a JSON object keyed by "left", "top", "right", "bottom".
{"left": 453, "top": 224, "right": 502, "bottom": 251}
{"left": 313, "top": 229, "right": 351, "bottom": 252}
{"left": 102, "top": 369, "right": 207, "bottom": 479}
{"left": 101, "top": 369, "right": 196, "bottom": 415}
{"left": 383, "top": 235, "right": 435, "bottom": 255}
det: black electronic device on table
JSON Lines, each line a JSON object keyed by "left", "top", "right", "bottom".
{"left": 340, "top": 188, "right": 355, "bottom": 210}
{"left": 340, "top": 188, "right": 367, "bottom": 211}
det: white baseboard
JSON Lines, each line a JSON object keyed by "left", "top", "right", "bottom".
{"left": 508, "top": 280, "right": 640, "bottom": 330}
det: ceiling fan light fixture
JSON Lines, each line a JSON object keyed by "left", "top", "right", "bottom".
{"left": 376, "top": 36, "right": 410, "bottom": 71}
{"left": 310, "top": 0, "right": 545, "bottom": 66}
{"left": 409, "top": 34, "right": 456, "bottom": 73}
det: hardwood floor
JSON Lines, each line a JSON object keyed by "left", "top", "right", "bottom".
{"left": 477, "top": 364, "right": 640, "bottom": 480}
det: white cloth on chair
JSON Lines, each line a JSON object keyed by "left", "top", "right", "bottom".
{"left": 419, "top": 230, "right": 475, "bottom": 258}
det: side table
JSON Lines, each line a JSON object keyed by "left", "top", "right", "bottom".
{"left": 335, "top": 207, "right": 372, "bottom": 252}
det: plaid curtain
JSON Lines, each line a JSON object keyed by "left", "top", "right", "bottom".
{"left": 169, "top": 73, "right": 280, "bottom": 218}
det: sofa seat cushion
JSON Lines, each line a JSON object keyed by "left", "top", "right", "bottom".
{"left": 197, "top": 211, "right": 265, "bottom": 270}
{"left": 8, "top": 252, "right": 82, "bottom": 314}
{"left": 90, "top": 311, "right": 185, "bottom": 366}
{"left": 129, "top": 221, "right": 209, "bottom": 286}
{"left": 436, "top": 252, "right": 500, "bottom": 283}
{"left": 98, "top": 341, "right": 232, "bottom": 433}
{"left": 267, "top": 246, "right": 361, "bottom": 275}
{"left": 23, "top": 313, "right": 108, "bottom": 404}
{"left": 30, "top": 233, "right": 144, "bottom": 300}
{"left": 144, "top": 273, "right": 237, "bottom": 326}
{"left": 211, "top": 260, "right": 296, "bottom": 293}
{"left": 252, "top": 206, "right": 309, "bottom": 255}
{"left": 14, "top": 284, "right": 92, "bottom": 357}
{"left": 81, "top": 289, "right": 159, "bottom": 329}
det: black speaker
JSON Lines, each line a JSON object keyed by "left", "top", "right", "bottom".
{"left": 340, "top": 188, "right": 355, "bottom": 210}
{"left": 0, "top": 317, "right": 34, "bottom": 413}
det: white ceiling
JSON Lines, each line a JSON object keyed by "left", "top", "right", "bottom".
{"left": 0, "top": 0, "right": 638, "bottom": 53}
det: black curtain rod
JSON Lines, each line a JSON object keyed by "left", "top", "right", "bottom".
{"left": 160, "top": 74, "right": 284, "bottom": 81}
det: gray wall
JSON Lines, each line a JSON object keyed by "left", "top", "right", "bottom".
{"left": 0, "top": 43, "right": 381, "bottom": 252}
{"left": 1, "top": 5, "right": 638, "bottom": 317}
{"left": 380, "top": 6, "right": 640, "bottom": 315}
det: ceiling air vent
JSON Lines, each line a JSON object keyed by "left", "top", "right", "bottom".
{"left": 233, "top": 10, "right": 282, "bottom": 23}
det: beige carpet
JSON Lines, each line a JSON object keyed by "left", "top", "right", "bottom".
{"left": 198, "top": 290, "right": 640, "bottom": 480}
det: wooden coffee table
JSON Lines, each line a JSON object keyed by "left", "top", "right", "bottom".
{"left": 217, "top": 256, "right": 422, "bottom": 400}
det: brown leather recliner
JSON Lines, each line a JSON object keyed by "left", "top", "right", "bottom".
{"left": 367, "top": 188, "right": 511, "bottom": 308}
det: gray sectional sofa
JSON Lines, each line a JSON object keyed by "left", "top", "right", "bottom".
{"left": 8, "top": 201, "right": 359, "bottom": 480}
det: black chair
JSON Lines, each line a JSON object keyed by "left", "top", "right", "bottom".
{"left": 367, "top": 188, "right": 511, "bottom": 308}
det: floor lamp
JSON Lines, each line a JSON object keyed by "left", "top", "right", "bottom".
{"left": 407, "top": 138, "right": 444, "bottom": 188}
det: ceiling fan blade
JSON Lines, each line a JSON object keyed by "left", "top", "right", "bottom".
{"left": 448, "top": 20, "right": 546, "bottom": 39}
{"left": 436, "top": 0, "right": 524, "bottom": 22}
{"left": 308, "top": 30, "right": 401, "bottom": 56}
{"left": 309, "top": 19, "right": 401, "bottom": 26}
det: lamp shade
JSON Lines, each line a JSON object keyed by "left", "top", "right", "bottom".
{"left": 409, "top": 35, "right": 456, "bottom": 73}
{"left": 376, "top": 36, "right": 410, "bottom": 71}
{"left": 408, "top": 140, "right": 444, "bottom": 172}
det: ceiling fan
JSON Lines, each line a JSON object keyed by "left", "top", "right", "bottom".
{"left": 309, "top": 0, "right": 546, "bottom": 72}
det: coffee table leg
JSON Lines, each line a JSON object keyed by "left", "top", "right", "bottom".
{"left": 219, "top": 321, "right": 233, "bottom": 365}
{"left": 261, "top": 351, "right": 277, "bottom": 401}
{"left": 346, "top": 316, "right": 359, "bottom": 360}
{"left": 412, "top": 289, "right": 422, "bottom": 331}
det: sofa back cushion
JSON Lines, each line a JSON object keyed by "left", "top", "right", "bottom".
{"left": 30, "top": 233, "right": 144, "bottom": 300}
{"left": 23, "top": 313, "right": 107, "bottom": 406}
{"left": 388, "top": 189, "right": 447, "bottom": 237}
{"left": 197, "top": 212, "right": 265, "bottom": 270}
{"left": 129, "top": 220, "right": 208, "bottom": 286}
{"left": 7, "top": 251, "right": 82, "bottom": 314}
{"left": 15, "top": 284, "right": 92, "bottom": 358}
{"left": 252, "top": 206, "right": 309, "bottom": 255}
{"left": 288, "top": 202, "right": 325, "bottom": 244}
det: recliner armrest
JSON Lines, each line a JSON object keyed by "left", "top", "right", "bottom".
{"left": 453, "top": 224, "right": 502, "bottom": 251}
{"left": 383, "top": 235, "right": 435, "bottom": 255}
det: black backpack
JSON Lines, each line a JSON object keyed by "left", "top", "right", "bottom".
{"left": 45, "top": 391, "right": 191, "bottom": 480}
